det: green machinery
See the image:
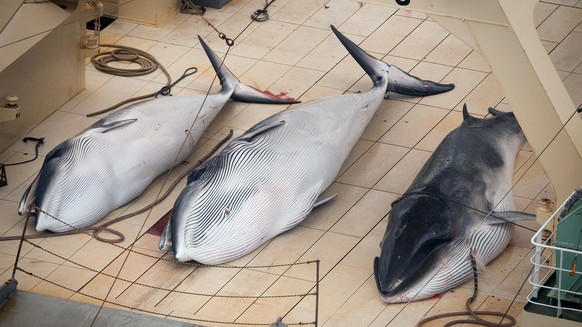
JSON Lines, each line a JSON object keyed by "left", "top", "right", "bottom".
{"left": 550, "top": 197, "right": 582, "bottom": 303}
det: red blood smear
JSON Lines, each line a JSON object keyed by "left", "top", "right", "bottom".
{"left": 429, "top": 293, "right": 444, "bottom": 300}
{"left": 263, "top": 90, "right": 296, "bottom": 102}
{"left": 146, "top": 209, "right": 172, "bottom": 236}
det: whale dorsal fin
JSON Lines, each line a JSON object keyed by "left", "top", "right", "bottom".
{"left": 462, "top": 104, "right": 478, "bottom": 126}
{"left": 488, "top": 107, "right": 505, "bottom": 117}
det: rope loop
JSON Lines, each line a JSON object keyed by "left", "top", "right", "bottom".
{"left": 92, "top": 227, "right": 125, "bottom": 243}
{"left": 110, "top": 49, "right": 139, "bottom": 61}
{"left": 251, "top": 9, "right": 269, "bottom": 22}
{"left": 91, "top": 46, "right": 159, "bottom": 77}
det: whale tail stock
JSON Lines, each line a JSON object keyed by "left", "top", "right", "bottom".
{"left": 329, "top": 25, "right": 455, "bottom": 97}
{"left": 197, "top": 36, "right": 299, "bottom": 104}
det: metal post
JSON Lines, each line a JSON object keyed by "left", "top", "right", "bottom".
{"left": 315, "top": 260, "right": 320, "bottom": 327}
{"left": 11, "top": 208, "right": 31, "bottom": 280}
{"left": 532, "top": 230, "right": 542, "bottom": 298}
{"left": 0, "top": 163, "right": 7, "bottom": 187}
{"left": 558, "top": 251, "right": 563, "bottom": 317}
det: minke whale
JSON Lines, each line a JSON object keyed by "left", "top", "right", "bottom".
{"left": 374, "top": 106, "right": 536, "bottom": 303}
{"left": 18, "top": 36, "right": 297, "bottom": 233}
{"left": 159, "top": 25, "right": 454, "bottom": 265}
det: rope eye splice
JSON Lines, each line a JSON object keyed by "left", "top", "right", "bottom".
{"left": 155, "top": 67, "right": 198, "bottom": 97}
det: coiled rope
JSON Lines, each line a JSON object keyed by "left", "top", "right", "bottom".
{"left": 86, "top": 44, "right": 173, "bottom": 117}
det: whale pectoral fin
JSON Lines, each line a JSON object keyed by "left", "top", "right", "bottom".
{"left": 101, "top": 118, "right": 138, "bottom": 133}
{"left": 158, "top": 220, "right": 173, "bottom": 251}
{"left": 485, "top": 211, "right": 536, "bottom": 225}
{"left": 18, "top": 174, "right": 39, "bottom": 216}
{"left": 313, "top": 193, "right": 338, "bottom": 209}
{"left": 239, "top": 120, "right": 285, "bottom": 142}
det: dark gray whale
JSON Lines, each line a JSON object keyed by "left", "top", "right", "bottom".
{"left": 374, "top": 106, "right": 535, "bottom": 303}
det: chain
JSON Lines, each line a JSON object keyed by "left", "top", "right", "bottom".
{"left": 200, "top": 16, "right": 234, "bottom": 46}
{"left": 31, "top": 206, "right": 316, "bottom": 268}
{"left": 20, "top": 238, "right": 316, "bottom": 299}
{"left": 16, "top": 267, "right": 314, "bottom": 326}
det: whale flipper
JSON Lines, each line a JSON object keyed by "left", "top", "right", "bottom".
{"left": 313, "top": 193, "right": 338, "bottom": 209}
{"left": 239, "top": 120, "right": 285, "bottom": 142}
{"left": 159, "top": 220, "right": 173, "bottom": 251}
{"left": 485, "top": 211, "right": 536, "bottom": 225}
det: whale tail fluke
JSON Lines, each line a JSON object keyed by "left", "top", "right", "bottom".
{"left": 197, "top": 36, "right": 299, "bottom": 104}
{"left": 386, "top": 64, "right": 455, "bottom": 96}
{"left": 329, "top": 25, "right": 386, "bottom": 88}
{"left": 329, "top": 25, "right": 454, "bottom": 97}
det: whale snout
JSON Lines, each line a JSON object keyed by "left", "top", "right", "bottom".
{"left": 374, "top": 257, "right": 413, "bottom": 303}
{"left": 33, "top": 156, "right": 114, "bottom": 232}
{"left": 373, "top": 257, "right": 388, "bottom": 294}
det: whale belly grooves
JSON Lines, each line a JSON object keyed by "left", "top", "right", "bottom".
{"left": 175, "top": 117, "right": 344, "bottom": 264}
{"left": 172, "top": 94, "right": 388, "bottom": 265}
{"left": 390, "top": 223, "right": 514, "bottom": 303}
{"left": 167, "top": 26, "right": 457, "bottom": 265}
{"left": 21, "top": 35, "right": 298, "bottom": 233}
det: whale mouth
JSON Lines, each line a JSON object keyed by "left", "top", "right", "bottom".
{"left": 374, "top": 238, "right": 450, "bottom": 302}
{"left": 374, "top": 257, "right": 412, "bottom": 303}
{"left": 373, "top": 257, "right": 386, "bottom": 294}
{"left": 374, "top": 256, "right": 409, "bottom": 297}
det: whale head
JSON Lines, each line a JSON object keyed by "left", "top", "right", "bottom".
{"left": 374, "top": 194, "right": 464, "bottom": 302}
{"left": 33, "top": 137, "right": 115, "bottom": 232}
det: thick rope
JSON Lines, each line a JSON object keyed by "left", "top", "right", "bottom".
{"left": 416, "top": 254, "right": 516, "bottom": 327}
{"left": 86, "top": 44, "right": 173, "bottom": 117}
{"left": 0, "top": 130, "right": 233, "bottom": 244}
